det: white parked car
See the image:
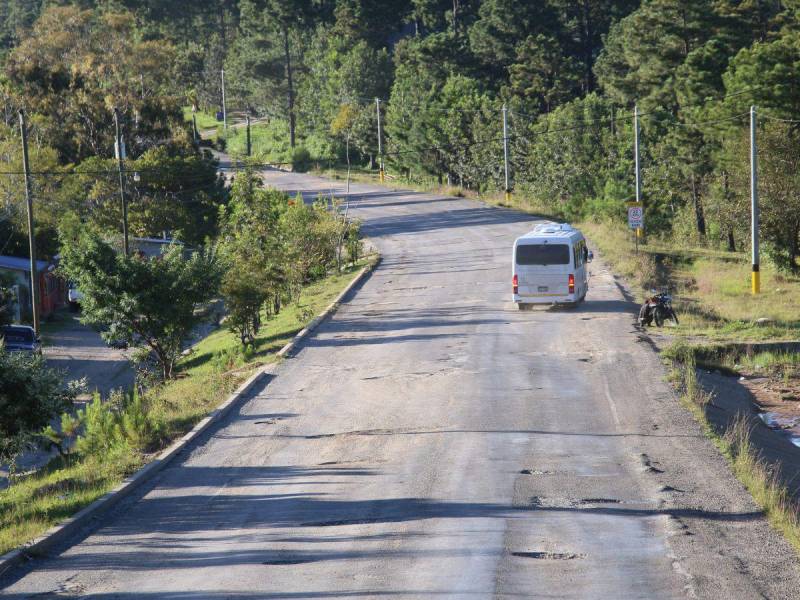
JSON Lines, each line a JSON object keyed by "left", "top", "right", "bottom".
{"left": 67, "top": 282, "right": 83, "bottom": 311}
{"left": 512, "top": 223, "right": 592, "bottom": 308}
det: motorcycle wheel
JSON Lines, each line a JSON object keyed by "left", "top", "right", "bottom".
{"left": 654, "top": 307, "right": 664, "bottom": 327}
{"left": 669, "top": 308, "right": 679, "bottom": 325}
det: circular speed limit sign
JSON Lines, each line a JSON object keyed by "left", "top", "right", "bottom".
{"left": 628, "top": 206, "right": 644, "bottom": 229}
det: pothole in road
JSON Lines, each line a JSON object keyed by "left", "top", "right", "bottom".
{"left": 262, "top": 556, "right": 315, "bottom": 565}
{"left": 530, "top": 496, "right": 622, "bottom": 508}
{"left": 519, "top": 469, "right": 560, "bottom": 475}
{"left": 512, "top": 551, "right": 585, "bottom": 560}
{"left": 300, "top": 517, "right": 385, "bottom": 527}
{"left": 640, "top": 453, "right": 664, "bottom": 474}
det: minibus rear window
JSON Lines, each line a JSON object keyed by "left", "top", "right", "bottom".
{"left": 516, "top": 244, "right": 570, "bottom": 265}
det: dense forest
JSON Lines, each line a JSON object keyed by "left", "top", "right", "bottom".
{"left": 1, "top": 1, "right": 800, "bottom": 270}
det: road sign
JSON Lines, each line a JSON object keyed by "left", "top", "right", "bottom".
{"left": 627, "top": 204, "right": 644, "bottom": 230}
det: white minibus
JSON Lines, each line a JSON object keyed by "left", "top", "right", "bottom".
{"left": 512, "top": 223, "right": 592, "bottom": 308}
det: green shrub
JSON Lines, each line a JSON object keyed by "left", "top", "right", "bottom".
{"left": 346, "top": 220, "right": 363, "bottom": 265}
{"left": 292, "top": 147, "right": 312, "bottom": 172}
{"left": 212, "top": 346, "right": 244, "bottom": 373}
{"left": 117, "top": 389, "right": 153, "bottom": 452}
{"left": 76, "top": 394, "right": 124, "bottom": 457}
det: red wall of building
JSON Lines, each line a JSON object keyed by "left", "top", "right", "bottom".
{"left": 38, "top": 272, "right": 65, "bottom": 317}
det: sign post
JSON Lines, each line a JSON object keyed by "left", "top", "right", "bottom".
{"left": 627, "top": 202, "right": 644, "bottom": 254}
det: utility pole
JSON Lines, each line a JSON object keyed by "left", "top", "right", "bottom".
{"left": 221, "top": 68, "right": 227, "bottom": 132}
{"left": 750, "top": 105, "right": 760, "bottom": 294}
{"left": 634, "top": 104, "right": 642, "bottom": 250}
{"left": 610, "top": 106, "right": 616, "bottom": 137}
{"left": 140, "top": 73, "right": 145, "bottom": 100}
{"left": 18, "top": 111, "right": 39, "bottom": 335}
{"left": 192, "top": 105, "right": 198, "bottom": 143}
{"left": 346, "top": 134, "right": 351, "bottom": 196}
{"left": 114, "top": 108, "right": 130, "bottom": 257}
{"left": 246, "top": 114, "right": 251, "bottom": 157}
{"left": 502, "top": 103, "right": 511, "bottom": 203}
{"left": 376, "top": 98, "right": 384, "bottom": 183}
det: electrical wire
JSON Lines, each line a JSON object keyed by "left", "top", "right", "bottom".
{"left": 644, "top": 110, "right": 751, "bottom": 128}
{"left": 758, "top": 112, "right": 800, "bottom": 124}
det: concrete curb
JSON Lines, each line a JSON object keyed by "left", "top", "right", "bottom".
{"left": 0, "top": 255, "right": 380, "bottom": 578}
{"left": 277, "top": 256, "right": 380, "bottom": 358}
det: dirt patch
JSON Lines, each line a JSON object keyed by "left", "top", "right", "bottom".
{"left": 699, "top": 371, "right": 800, "bottom": 498}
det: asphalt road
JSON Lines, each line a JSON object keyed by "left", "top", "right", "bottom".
{"left": 3, "top": 173, "right": 799, "bottom": 599}
{"left": 43, "top": 313, "right": 133, "bottom": 396}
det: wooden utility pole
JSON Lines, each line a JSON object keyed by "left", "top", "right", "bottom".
{"left": 221, "top": 69, "right": 228, "bottom": 132}
{"left": 246, "top": 114, "right": 251, "bottom": 156}
{"left": 18, "top": 111, "right": 40, "bottom": 335}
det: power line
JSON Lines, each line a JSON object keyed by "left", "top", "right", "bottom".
{"left": 758, "top": 112, "right": 800, "bottom": 124}
{"left": 0, "top": 161, "right": 286, "bottom": 178}
{"left": 644, "top": 110, "right": 751, "bottom": 128}
{"left": 510, "top": 86, "right": 766, "bottom": 130}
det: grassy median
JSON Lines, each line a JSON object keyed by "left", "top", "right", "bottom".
{"left": 0, "top": 257, "right": 373, "bottom": 557}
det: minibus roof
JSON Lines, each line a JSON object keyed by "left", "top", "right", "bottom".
{"left": 516, "top": 223, "right": 583, "bottom": 243}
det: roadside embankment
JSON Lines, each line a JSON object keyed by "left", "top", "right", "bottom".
{"left": 664, "top": 341, "right": 800, "bottom": 552}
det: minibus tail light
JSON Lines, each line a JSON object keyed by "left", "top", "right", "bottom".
{"left": 512, "top": 274, "right": 518, "bottom": 295}
{"left": 568, "top": 273, "right": 575, "bottom": 294}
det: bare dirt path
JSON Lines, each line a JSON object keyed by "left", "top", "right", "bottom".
{"left": 2, "top": 173, "right": 799, "bottom": 598}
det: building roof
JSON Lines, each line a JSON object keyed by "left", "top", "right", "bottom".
{"left": 0, "top": 255, "right": 51, "bottom": 273}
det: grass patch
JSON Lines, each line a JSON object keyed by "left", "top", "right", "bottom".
{"left": 0, "top": 258, "right": 374, "bottom": 556}
{"left": 182, "top": 106, "right": 221, "bottom": 132}
{"left": 224, "top": 120, "right": 292, "bottom": 164}
{"left": 664, "top": 341, "right": 800, "bottom": 553}
{"left": 0, "top": 449, "right": 143, "bottom": 557}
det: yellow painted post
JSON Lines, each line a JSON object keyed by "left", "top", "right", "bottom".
{"left": 752, "top": 268, "right": 760, "bottom": 294}
{"left": 505, "top": 190, "right": 512, "bottom": 204}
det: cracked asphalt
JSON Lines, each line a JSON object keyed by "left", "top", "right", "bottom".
{"left": 3, "top": 172, "right": 799, "bottom": 598}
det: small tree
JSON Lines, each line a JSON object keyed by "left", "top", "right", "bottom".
{"left": 219, "top": 171, "right": 290, "bottom": 347}
{"left": 59, "top": 232, "right": 222, "bottom": 379}
{"left": 221, "top": 260, "right": 269, "bottom": 346}
{"left": 0, "top": 348, "right": 77, "bottom": 465}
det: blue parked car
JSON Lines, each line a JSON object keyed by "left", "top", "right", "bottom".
{"left": 1, "top": 325, "right": 42, "bottom": 354}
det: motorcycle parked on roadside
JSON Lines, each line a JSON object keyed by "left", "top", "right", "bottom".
{"left": 638, "top": 291, "right": 679, "bottom": 327}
